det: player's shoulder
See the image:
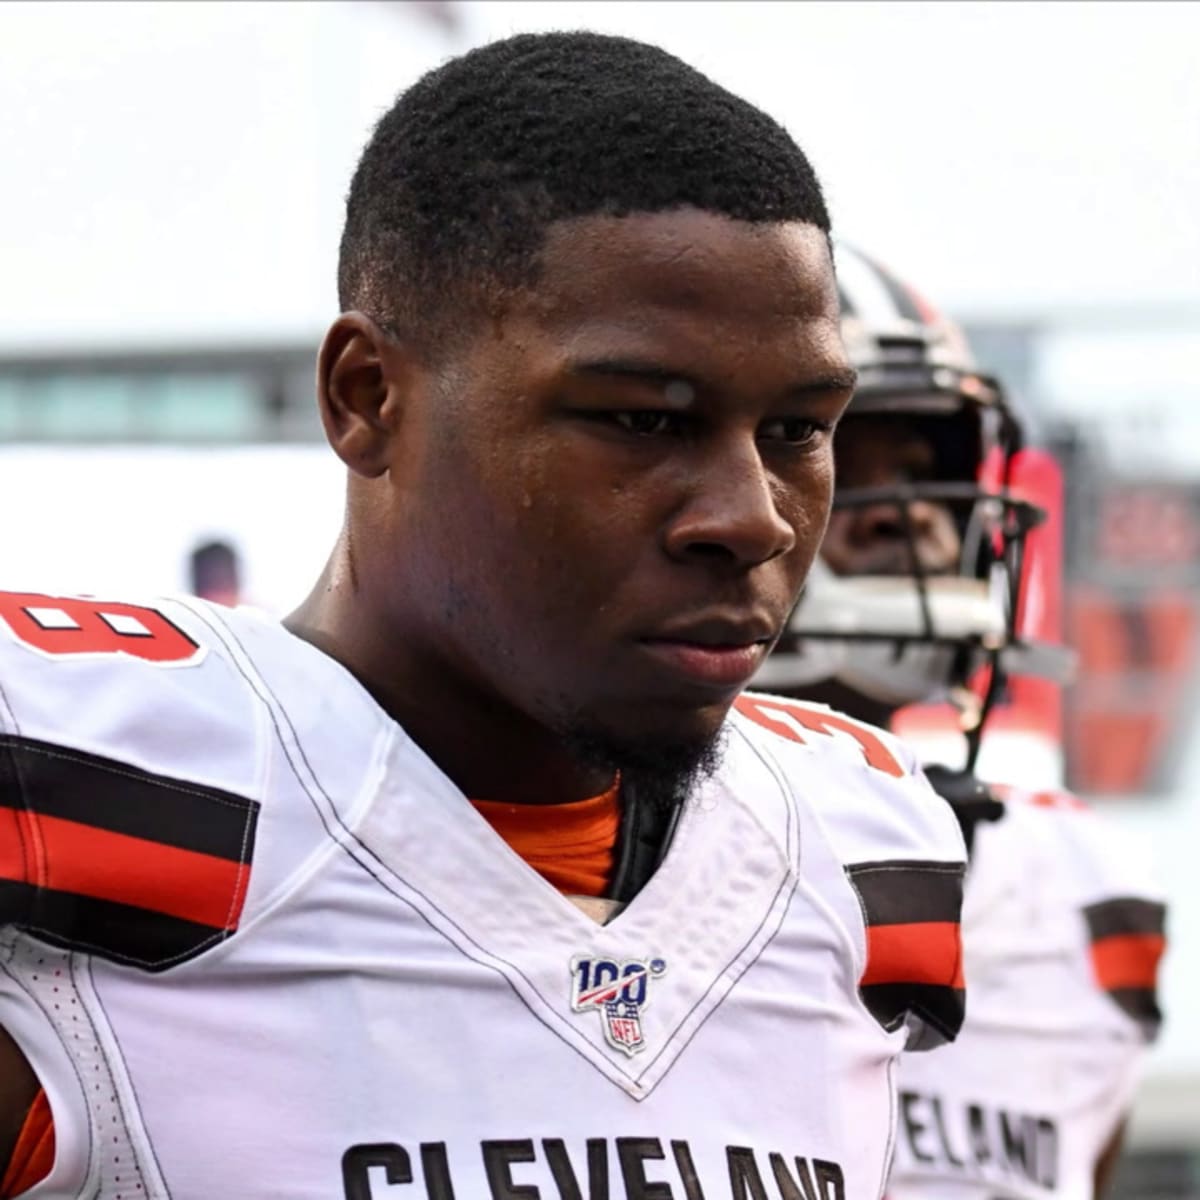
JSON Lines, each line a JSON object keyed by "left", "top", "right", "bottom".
{"left": 0, "top": 589, "right": 296, "bottom": 783}
{"left": 992, "top": 780, "right": 1161, "bottom": 904}
{"left": 730, "top": 690, "right": 965, "bottom": 866}
{"left": 987, "top": 778, "right": 1167, "bottom": 1039}
{"left": 729, "top": 691, "right": 967, "bottom": 1050}
{"left": 0, "top": 588, "right": 383, "bottom": 973}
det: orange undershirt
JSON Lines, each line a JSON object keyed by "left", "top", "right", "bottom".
{"left": 0, "top": 781, "right": 622, "bottom": 1198}
{"left": 0, "top": 1090, "right": 53, "bottom": 1199}
{"left": 470, "top": 779, "right": 622, "bottom": 897}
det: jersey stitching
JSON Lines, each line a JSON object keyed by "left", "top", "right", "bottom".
{"left": 627, "top": 727, "right": 801, "bottom": 1084}
{"left": 171, "top": 601, "right": 347, "bottom": 847}
{"left": 71, "top": 953, "right": 152, "bottom": 1199}
{"left": 0, "top": 945, "right": 97, "bottom": 1197}
{"left": 171, "top": 605, "right": 649, "bottom": 1092}
{"left": 722, "top": 723, "right": 797, "bottom": 864}
{"left": 1, "top": 740, "right": 258, "bottom": 816}
{"left": 845, "top": 860, "right": 966, "bottom": 878}
{"left": 0, "top": 605, "right": 258, "bottom": 970}
{"left": 4, "top": 737, "right": 258, "bottom": 944}
{"left": 84, "top": 955, "right": 172, "bottom": 1199}
{"left": 188, "top": 603, "right": 799, "bottom": 1100}
{"left": 843, "top": 861, "right": 966, "bottom": 1043}
{"left": 739, "top": 720, "right": 874, "bottom": 987}
{"left": 877, "top": 1053, "right": 897, "bottom": 1200}
{"left": 10, "top": 926, "right": 230, "bottom": 973}
{"left": 0, "top": 678, "right": 40, "bottom": 907}
{"left": 905, "top": 996, "right": 958, "bottom": 1043}
{"left": 8, "top": 736, "right": 254, "bottom": 966}
{"left": 634, "top": 869, "right": 799, "bottom": 1085}
{"left": 339, "top": 839, "right": 636, "bottom": 1091}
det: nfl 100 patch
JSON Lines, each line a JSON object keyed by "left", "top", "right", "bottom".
{"left": 569, "top": 954, "right": 667, "bottom": 1056}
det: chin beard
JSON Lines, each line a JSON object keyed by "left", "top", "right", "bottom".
{"left": 558, "top": 721, "right": 727, "bottom": 813}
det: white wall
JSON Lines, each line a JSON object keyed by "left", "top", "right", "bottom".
{"left": 0, "top": 446, "right": 344, "bottom": 614}
{"left": 0, "top": 0, "right": 459, "bottom": 351}
{"left": 470, "top": 1, "right": 1200, "bottom": 320}
{"left": 1, "top": 2, "right": 1196, "bottom": 352}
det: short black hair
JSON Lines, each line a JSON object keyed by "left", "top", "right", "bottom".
{"left": 338, "top": 31, "right": 830, "bottom": 352}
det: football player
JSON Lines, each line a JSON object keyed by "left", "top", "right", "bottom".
{"left": 755, "top": 243, "right": 1167, "bottom": 1200}
{"left": 0, "top": 35, "right": 968, "bottom": 1199}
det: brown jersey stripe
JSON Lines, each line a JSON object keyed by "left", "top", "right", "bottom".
{"left": 0, "top": 734, "right": 258, "bottom": 862}
{"left": 1106, "top": 986, "right": 1163, "bottom": 1031}
{"left": 1084, "top": 897, "right": 1167, "bottom": 942}
{"left": 1083, "top": 898, "right": 1165, "bottom": 1037}
{"left": 847, "top": 860, "right": 966, "bottom": 1046}
{"left": 846, "top": 860, "right": 965, "bottom": 926}
{"left": 0, "top": 879, "right": 232, "bottom": 970}
{"left": 859, "top": 982, "right": 966, "bottom": 1044}
{"left": 862, "top": 922, "right": 964, "bottom": 989}
{"left": 0, "top": 812, "right": 251, "bottom": 931}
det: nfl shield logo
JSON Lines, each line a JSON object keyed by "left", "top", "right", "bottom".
{"left": 570, "top": 955, "right": 667, "bottom": 1056}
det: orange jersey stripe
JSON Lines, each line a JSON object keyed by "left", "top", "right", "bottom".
{"left": 862, "top": 921, "right": 965, "bottom": 989}
{"left": 1091, "top": 932, "right": 1166, "bottom": 991}
{"left": 0, "top": 812, "right": 250, "bottom": 931}
{"left": 0, "top": 1088, "right": 54, "bottom": 1199}
{"left": 0, "top": 807, "right": 38, "bottom": 885}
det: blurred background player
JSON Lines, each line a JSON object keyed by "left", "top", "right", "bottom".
{"left": 186, "top": 537, "right": 243, "bottom": 607}
{"left": 755, "top": 242, "right": 1168, "bottom": 1200}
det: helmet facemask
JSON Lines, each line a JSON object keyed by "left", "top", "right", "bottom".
{"left": 756, "top": 242, "right": 1074, "bottom": 770}
{"left": 759, "top": 378, "right": 1058, "bottom": 768}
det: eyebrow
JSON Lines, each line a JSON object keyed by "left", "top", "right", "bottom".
{"left": 568, "top": 358, "right": 859, "bottom": 400}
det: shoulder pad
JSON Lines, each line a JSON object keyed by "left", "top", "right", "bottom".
{"left": 991, "top": 783, "right": 1167, "bottom": 1040}
{"left": 0, "top": 590, "right": 262, "bottom": 970}
{"left": 733, "top": 691, "right": 966, "bottom": 1049}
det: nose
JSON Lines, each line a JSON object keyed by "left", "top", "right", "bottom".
{"left": 662, "top": 438, "right": 800, "bottom": 569}
{"left": 848, "top": 496, "right": 959, "bottom": 572}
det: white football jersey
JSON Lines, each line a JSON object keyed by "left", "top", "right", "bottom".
{"left": 887, "top": 790, "right": 1166, "bottom": 1200}
{"left": 0, "top": 591, "right": 967, "bottom": 1200}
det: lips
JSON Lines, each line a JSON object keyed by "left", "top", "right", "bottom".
{"left": 638, "top": 639, "right": 768, "bottom": 688}
{"left": 637, "top": 614, "right": 776, "bottom": 690}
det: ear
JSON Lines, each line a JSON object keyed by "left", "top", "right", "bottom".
{"left": 316, "top": 312, "right": 414, "bottom": 478}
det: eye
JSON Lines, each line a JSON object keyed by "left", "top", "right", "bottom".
{"left": 759, "top": 417, "right": 828, "bottom": 445}
{"left": 611, "top": 411, "right": 681, "bottom": 436}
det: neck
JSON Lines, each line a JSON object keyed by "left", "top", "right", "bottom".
{"left": 286, "top": 545, "right": 613, "bottom": 806}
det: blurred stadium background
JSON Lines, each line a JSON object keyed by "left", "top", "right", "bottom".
{"left": 1, "top": 3, "right": 1196, "bottom": 1194}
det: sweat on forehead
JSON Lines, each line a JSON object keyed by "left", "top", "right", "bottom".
{"left": 337, "top": 30, "right": 832, "bottom": 353}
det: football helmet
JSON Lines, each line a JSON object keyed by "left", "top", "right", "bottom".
{"left": 755, "top": 242, "right": 1071, "bottom": 763}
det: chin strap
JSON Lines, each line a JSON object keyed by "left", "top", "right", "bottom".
{"left": 922, "top": 764, "right": 1005, "bottom": 855}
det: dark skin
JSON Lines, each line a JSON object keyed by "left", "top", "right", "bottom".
{"left": 0, "top": 1027, "right": 38, "bottom": 1178}
{"left": 290, "top": 210, "right": 853, "bottom": 804}
{"left": 796, "top": 415, "right": 960, "bottom": 726}
{"left": 0, "top": 210, "right": 853, "bottom": 1168}
{"left": 821, "top": 415, "right": 960, "bottom": 579}
{"left": 801, "top": 413, "right": 1128, "bottom": 1199}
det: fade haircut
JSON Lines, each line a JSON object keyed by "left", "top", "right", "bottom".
{"left": 338, "top": 31, "right": 831, "bottom": 353}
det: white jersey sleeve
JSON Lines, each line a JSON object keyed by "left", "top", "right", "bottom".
{"left": 995, "top": 786, "right": 1167, "bottom": 1042}
{"left": 0, "top": 589, "right": 380, "bottom": 971}
{"left": 0, "top": 589, "right": 270, "bottom": 970}
{"left": 887, "top": 785, "right": 1167, "bottom": 1200}
{"left": 732, "top": 691, "right": 968, "bottom": 1051}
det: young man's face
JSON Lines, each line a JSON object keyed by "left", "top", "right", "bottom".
{"left": 376, "top": 210, "right": 852, "bottom": 769}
